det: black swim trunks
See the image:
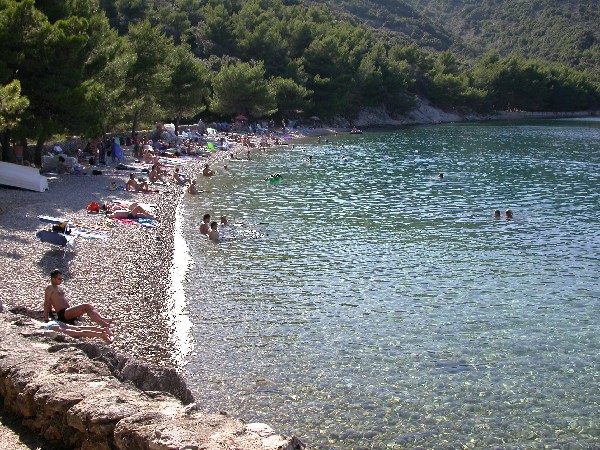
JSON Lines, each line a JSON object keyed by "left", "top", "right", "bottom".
{"left": 56, "top": 308, "right": 79, "bottom": 325}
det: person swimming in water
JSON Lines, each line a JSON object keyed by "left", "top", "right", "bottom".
{"left": 199, "top": 213, "right": 211, "bottom": 234}
{"left": 187, "top": 179, "right": 198, "bottom": 194}
{"left": 208, "top": 221, "right": 220, "bottom": 241}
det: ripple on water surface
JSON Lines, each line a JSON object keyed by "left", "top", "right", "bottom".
{"left": 180, "top": 121, "right": 600, "bottom": 449}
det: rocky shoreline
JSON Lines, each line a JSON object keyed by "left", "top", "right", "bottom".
{"left": 347, "top": 100, "right": 599, "bottom": 129}
{"left": 0, "top": 142, "right": 304, "bottom": 448}
{"left": 1, "top": 106, "right": 597, "bottom": 448}
{"left": 0, "top": 309, "right": 303, "bottom": 449}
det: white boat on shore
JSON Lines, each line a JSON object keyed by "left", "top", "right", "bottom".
{"left": 0, "top": 161, "right": 49, "bottom": 192}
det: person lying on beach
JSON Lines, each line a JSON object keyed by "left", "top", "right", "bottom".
{"left": 44, "top": 269, "right": 113, "bottom": 328}
{"left": 208, "top": 221, "right": 220, "bottom": 241}
{"left": 126, "top": 173, "right": 150, "bottom": 192}
{"left": 44, "top": 320, "right": 113, "bottom": 343}
{"left": 199, "top": 213, "right": 211, "bottom": 234}
{"left": 107, "top": 202, "right": 156, "bottom": 220}
{"left": 202, "top": 163, "right": 215, "bottom": 177}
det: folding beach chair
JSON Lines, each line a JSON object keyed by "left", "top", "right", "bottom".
{"left": 35, "top": 229, "right": 77, "bottom": 257}
{"left": 35, "top": 229, "right": 77, "bottom": 256}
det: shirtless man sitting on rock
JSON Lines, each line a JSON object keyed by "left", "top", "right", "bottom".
{"left": 44, "top": 269, "right": 113, "bottom": 328}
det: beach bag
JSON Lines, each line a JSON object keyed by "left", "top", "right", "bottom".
{"left": 52, "top": 222, "right": 71, "bottom": 234}
{"left": 86, "top": 201, "right": 100, "bottom": 213}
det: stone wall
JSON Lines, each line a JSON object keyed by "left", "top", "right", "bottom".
{"left": 0, "top": 312, "right": 305, "bottom": 450}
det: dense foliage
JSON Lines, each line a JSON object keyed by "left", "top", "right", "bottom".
{"left": 0, "top": 0, "right": 599, "bottom": 161}
{"left": 407, "top": 0, "right": 600, "bottom": 73}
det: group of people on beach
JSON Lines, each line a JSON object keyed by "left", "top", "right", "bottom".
{"left": 33, "top": 122, "right": 291, "bottom": 343}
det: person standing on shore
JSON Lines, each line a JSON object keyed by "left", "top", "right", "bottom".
{"left": 98, "top": 139, "right": 106, "bottom": 165}
{"left": 44, "top": 269, "right": 113, "bottom": 328}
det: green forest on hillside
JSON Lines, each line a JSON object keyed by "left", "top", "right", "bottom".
{"left": 1, "top": 0, "right": 599, "bottom": 162}
{"left": 408, "top": 0, "right": 600, "bottom": 72}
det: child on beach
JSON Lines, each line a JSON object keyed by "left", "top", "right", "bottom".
{"left": 173, "top": 168, "right": 190, "bottom": 185}
{"left": 149, "top": 164, "right": 165, "bottom": 183}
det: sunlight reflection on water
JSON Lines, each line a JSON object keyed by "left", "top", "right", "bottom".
{"left": 179, "top": 121, "right": 600, "bottom": 449}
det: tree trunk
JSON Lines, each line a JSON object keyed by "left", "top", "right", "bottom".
{"left": 174, "top": 116, "right": 180, "bottom": 135}
{"left": 35, "top": 136, "right": 45, "bottom": 167}
{"left": 20, "top": 137, "right": 28, "bottom": 164}
{"left": 131, "top": 109, "right": 139, "bottom": 139}
{"left": 0, "top": 132, "right": 10, "bottom": 162}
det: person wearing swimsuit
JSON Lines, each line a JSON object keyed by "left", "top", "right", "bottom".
{"left": 44, "top": 269, "right": 113, "bottom": 328}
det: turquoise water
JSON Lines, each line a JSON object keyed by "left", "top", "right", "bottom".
{"left": 178, "top": 120, "right": 600, "bottom": 449}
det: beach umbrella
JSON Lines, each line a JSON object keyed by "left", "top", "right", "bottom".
{"left": 235, "top": 114, "right": 248, "bottom": 122}
{"left": 310, "top": 115, "right": 320, "bottom": 121}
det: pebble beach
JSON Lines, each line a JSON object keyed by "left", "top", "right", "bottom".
{"left": 0, "top": 132, "right": 306, "bottom": 367}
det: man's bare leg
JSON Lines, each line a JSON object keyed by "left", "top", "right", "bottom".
{"left": 65, "top": 323, "right": 113, "bottom": 336}
{"left": 64, "top": 304, "right": 113, "bottom": 327}
{"left": 62, "top": 328, "right": 113, "bottom": 343}
{"left": 51, "top": 323, "right": 113, "bottom": 343}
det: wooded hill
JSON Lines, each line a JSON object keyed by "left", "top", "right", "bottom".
{"left": 1, "top": 0, "right": 599, "bottom": 162}
{"left": 323, "top": 0, "right": 600, "bottom": 73}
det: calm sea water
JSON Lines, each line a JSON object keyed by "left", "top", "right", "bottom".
{"left": 175, "top": 119, "right": 600, "bottom": 449}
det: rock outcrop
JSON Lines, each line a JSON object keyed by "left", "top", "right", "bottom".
{"left": 349, "top": 99, "right": 598, "bottom": 128}
{"left": 0, "top": 312, "right": 305, "bottom": 450}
